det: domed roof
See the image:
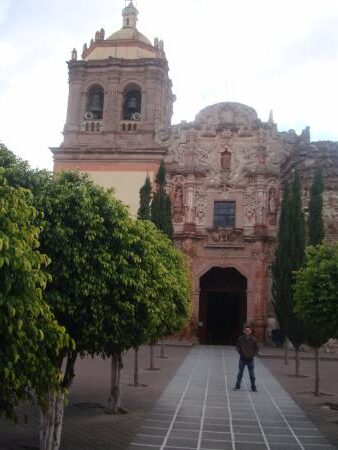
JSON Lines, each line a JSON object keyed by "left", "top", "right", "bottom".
{"left": 107, "top": 28, "right": 151, "bottom": 46}
{"left": 82, "top": 2, "right": 164, "bottom": 61}
{"left": 195, "top": 102, "right": 258, "bottom": 126}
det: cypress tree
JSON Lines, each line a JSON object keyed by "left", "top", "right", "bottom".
{"left": 272, "top": 173, "right": 306, "bottom": 375}
{"left": 272, "top": 182, "right": 291, "bottom": 332}
{"left": 137, "top": 175, "right": 152, "bottom": 220}
{"left": 151, "top": 161, "right": 174, "bottom": 240}
{"left": 308, "top": 169, "right": 324, "bottom": 246}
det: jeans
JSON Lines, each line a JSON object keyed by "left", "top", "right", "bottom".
{"left": 235, "top": 357, "right": 256, "bottom": 389}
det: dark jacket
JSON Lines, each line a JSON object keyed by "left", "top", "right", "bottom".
{"left": 236, "top": 334, "right": 258, "bottom": 360}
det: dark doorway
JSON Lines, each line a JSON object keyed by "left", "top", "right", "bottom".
{"left": 198, "top": 267, "right": 247, "bottom": 345}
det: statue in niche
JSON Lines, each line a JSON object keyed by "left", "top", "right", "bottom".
{"left": 221, "top": 148, "right": 232, "bottom": 170}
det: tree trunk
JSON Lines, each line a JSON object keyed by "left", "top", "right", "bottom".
{"left": 106, "top": 352, "right": 124, "bottom": 414}
{"left": 134, "top": 348, "right": 139, "bottom": 387}
{"left": 160, "top": 339, "right": 166, "bottom": 358}
{"left": 295, "top": 347, "right": 300, "bottom": 377}
{"left": 149, "top": 344, "right": 155, "bottom": 370}
{"left": 39, "top": 392, "right": 55, "bottom": 450}
{"left": 39, "top": 391, "right": 66, "bottom": 450}
{"left": 314, "top": 347, "right": 320, "bottom": 397}
{"left": 39, "top": 352, "right": 76, "bottom": 450}
{"left": 284, "top": 339, "right": 289, "bottom": 365}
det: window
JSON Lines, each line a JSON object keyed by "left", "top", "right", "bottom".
{"left": 213, "top": 201, "right": 235, "bottom": 227}
{"left": 86, "top": 85, "right": 104, "bottom": 120}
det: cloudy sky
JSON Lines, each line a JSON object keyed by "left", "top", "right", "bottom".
{"left": 1, "top": 0, "right": 338, "bottom": 169}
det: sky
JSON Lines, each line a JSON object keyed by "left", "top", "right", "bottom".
{"left": 1, "top": 0, "right": 338, "bottom": 170}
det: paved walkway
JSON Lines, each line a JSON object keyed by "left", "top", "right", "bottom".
{"left": 128, "top": 346, "right": 335, "bottom": 450}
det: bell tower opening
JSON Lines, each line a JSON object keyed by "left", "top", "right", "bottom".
{"left": 86, "top": 84, "right": 104, "bottom": 120}
{"left": 123, "top": 85, "right": 142, "bottom": 120}
{"left": 198, "top": 267, "right": 247, "bottom": 345}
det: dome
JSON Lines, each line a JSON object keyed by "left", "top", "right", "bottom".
{"left": 82, "top": 2, "right": 163, "bottom": 61}
{"left": 107, "top": 28, "right": 152, "bottom": 46}
{"left": 195, "top": 102, "right": 258, "bottom": 126}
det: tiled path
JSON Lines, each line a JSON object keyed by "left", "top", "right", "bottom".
{"left": 129, "top": 346, "right": 334, "bottom": 450}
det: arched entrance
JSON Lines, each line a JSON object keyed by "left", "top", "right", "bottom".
{"left": 198, "top": 267, "right": 247, "bottom": 345}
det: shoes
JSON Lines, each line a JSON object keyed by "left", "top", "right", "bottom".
{"left": 251, "top": 387, "right": 257, "bottom": 392}
{"left": 233, "top": 386, "right": 240, "bottom": 390}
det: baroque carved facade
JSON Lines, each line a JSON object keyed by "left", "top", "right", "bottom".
{"left": 52, "top": 3, "right": 338, "bottom": 343}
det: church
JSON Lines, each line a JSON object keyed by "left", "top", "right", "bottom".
{"left": 51, "top": 2, "right": 338, "bottom": 343}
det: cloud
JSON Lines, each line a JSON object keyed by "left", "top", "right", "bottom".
{"left": 285, "top": 14, "right": 338, "bottom": 65}
{"left": 0, "top": 0, "right": 10, "bottom": 25}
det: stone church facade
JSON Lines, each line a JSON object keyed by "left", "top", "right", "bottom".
{"left": 52, "top": 2, "right": 338, "bottom": 343}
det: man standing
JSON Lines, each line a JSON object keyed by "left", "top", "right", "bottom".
{"left": 234, "top": 325, "right": 258, "bottom": 392}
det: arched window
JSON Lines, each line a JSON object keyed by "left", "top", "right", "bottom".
{"left": 123, "top": 85, "right": 141, "bottom": 120}
{"left": 86, "top": 85, "right": 104, "bottom": 120}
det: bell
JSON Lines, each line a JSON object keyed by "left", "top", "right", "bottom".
{"left": 89, "top": 93, "right": 103, "bottom": 113}
{"left": 127, "top": 96, "right": 138, "bottom": 111}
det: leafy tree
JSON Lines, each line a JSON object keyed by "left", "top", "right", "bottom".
{"left": 0, "top": 169, "right": 69, "bottom": 423}
{"left": 137, "top": 175, "right": 152, "bottom": 220}
{"left": 31, "top": 171, "right": 136, "bottom": 440}
{"left": 95, "top": 219, "right": 190, "bottom": 410}
{"left": 151, "top": 161, "right": 173, "bottom": 240}
{"left": 272, "top": 174, "right": 307, "bottom": 376}
{"left": 0, "top": 161, "right": 132, "bottom": 448}
{"left": 308, "top": 169, "right": 324, "bottom": 246}
{"left": 294, "top": 244, "right": 338, "bottom": 395}
{"left": 38, "top": 171, "right": 190, "bottom": 419}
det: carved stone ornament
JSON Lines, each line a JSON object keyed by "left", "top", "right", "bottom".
{"left": 195, "top": 204, "right": 206, "bottom": 224}
{"left": 155, "top": 127, "right": 172, "bottom": 145}
{"left": 206, "top": 228, "right": 244, "bottom": 247}
{"left": 243, "top": 190, "right": 256, "bottom": 225}
{"left": 171, "top": 175, "right": 185, "bottom": 223}
{"left": 221, "top": 147, "right": 232, "bottom": 170}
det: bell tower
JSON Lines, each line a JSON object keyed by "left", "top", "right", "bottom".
{"left": 51, "top": 2, "right": 175, "bottom": 215}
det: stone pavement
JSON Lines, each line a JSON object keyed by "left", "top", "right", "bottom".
{"left": 0, "top": 345, "right": 337, "bottom": 450}
{"left": 129, "top": 346, "right": 335, "bottom": 450}
{"left": 260, "top": 347, "right": 338, "bottom": 449}
{"left": 0, "top": 345, "right": 190, "bottom": 450}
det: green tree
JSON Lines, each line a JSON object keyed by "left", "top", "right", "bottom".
{"left": 151, "top": 161, "right": 173, "bottom": 240}
{"left": 0, "top": 145, "right": 189, "bottom": 447}
{"left": 298, "top": 168, "right": 325, "bottom": 395}
{"left": 95, "top": 218, "right": 190, "bottom": 410}
{"left": 0, "top": 169, "right": 69, "bottom": 423}
{"left": 272, "top": 174, "right": 307, "bottom": 376}
{"left": 0, "top": 161, "right": 132, "bottom": 448}
{"left": 137, "top": 175, "right": 152, "bottom": 220}
{"left": 294, "top": 244, "right": 338, "bottom": 395}
{"left": 33, "top": 171, "right": 137, "bottom": 439}
{"left": 149, "top": 161, "right": 175, "bottom": 363}
{"left": 308, "top": 169, "right": 324, "bottom": 246}
{"left": 272, "top": 182, "right": 291, "bottom": 332}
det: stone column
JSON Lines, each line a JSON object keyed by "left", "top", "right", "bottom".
{"left": 63, "top": 66, "right": 84, "bottom": 143}
{"left": 252, "top": 243, "right": 268, "bottom": 341}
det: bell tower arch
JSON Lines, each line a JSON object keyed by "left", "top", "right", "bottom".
{"left": 51, "top": 2, "right": 175, "bottom": 215}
